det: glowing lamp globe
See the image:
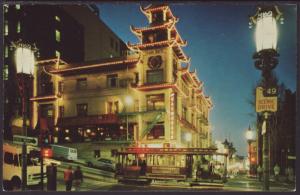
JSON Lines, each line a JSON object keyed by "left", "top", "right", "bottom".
{"left": 255, "top": 10, "right": 278, "bottom": 52}
{"left": 125, "top": 95, "right": 133, "bottom": 106}
{"left": 185, "top": 133, "right": 192, "bottom": 142}
{"left": 15, "top": 46, "right": 35, "bottom": 75}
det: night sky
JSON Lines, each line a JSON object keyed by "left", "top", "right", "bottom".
{"left": 97, "top": 2, "right": 297, "bottom": 156}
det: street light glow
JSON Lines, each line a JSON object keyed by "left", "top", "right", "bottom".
{"left": 255, "top": 11, "right": 278, "bottom": 52}
{"left": 15, "top": 47, "right": 35, "bottom": 75}
{"left": 185, "top": 132, "right": 192, "bottom": 142}
{"left": 125, "top": 95, "right": 133, "bottom": 106}
{"left": 246, "top": 129, "right": 255, "bottom": 141}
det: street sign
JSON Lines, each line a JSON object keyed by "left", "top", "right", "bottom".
{"left": 13, "top": 135, "right": 38, "bottom": 146}
{"left": 256, "top": 87, "right": 278, "bottom": 113}
{"left": 263, "top": 86, "right": 278, "bottom": 97}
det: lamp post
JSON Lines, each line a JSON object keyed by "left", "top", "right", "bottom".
{"left": 124, "top": 95, "right": 133, "bottom": 141}
{"left": 249, "top": 6, "right": 283, "bottom": 191}
{"left": 246, "top": 125, "right": 255, "bottom": 176}
{"left": 12, "top": 41, "right": 37, "bottom": 191}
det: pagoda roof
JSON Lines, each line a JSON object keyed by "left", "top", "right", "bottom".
{"left": 130, "top": 17, "right": 186, "bottom": 46}
{"left": 127, "top": 39, "right": 189, "bottom": 62}
{"left": 38, "top": 57, "right": 139, "bottom": 76}
{"left": 140, "top": 4, "right": 175, "bottom": 19}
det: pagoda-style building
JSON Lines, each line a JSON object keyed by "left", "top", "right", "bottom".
{"left": 31, "top": 4, "right": 213, "bottom": 160}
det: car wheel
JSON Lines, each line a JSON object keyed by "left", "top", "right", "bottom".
{"left": 11, "top": 176, "right": 21, "bottom": 190}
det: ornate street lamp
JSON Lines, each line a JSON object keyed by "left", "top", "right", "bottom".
{"left": 11, "top": 40, "right": 38, "bottom": 191}
{"left": 249, "top": 5, "right": 283, "bottom": 191}
{"left": 246, "top": 125, "right": 255, "bottom": 176}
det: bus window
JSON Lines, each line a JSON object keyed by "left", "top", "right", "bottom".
{"left": 13, "top": 154, "right": 19, "bottom": 166}
{"left": 4, "top": 152, "right": 14, "bottom": 165}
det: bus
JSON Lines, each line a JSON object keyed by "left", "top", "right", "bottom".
{"left": 115, "top": 147, "right": 228, "bottom": 185}
{"left": 3, "top": 142, "right": 47, "bottom": 190}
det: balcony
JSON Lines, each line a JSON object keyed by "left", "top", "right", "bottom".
{"left": 57, "top": 114, "right": 120, "bottom": 128}
{"left": 118, "top": 106, "right": 166, "bottom": 116}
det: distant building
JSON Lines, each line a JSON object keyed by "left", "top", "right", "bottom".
{"left": 3, "top": 4, "right": 127, "bottom": 138}
{"left": 31, "top": 4, "right": 213, "bottom": 159}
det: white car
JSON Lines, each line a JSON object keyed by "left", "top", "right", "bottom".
{"left": 86, "top": 158, "right": 115, "bottom": 172}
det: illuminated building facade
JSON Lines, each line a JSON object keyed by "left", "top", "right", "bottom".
{"left": 3, "top": 4, "right": 127, "bottom": 139}
{"left": 31, "top": 4, "right": 213, "bottom": 155}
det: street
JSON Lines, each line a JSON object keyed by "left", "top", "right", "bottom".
{"left": 52, "top": 163, "right": 295, "bottom": 192}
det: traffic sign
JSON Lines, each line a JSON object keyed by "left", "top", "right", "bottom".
{"left": 13, "top": 135, "right": 38, "bottom": 146}
{"left": 263, "top": 86, "right": 278, "bottom": 97}
{"left": 256, "top": 87, "right": 278, "bottom": 113}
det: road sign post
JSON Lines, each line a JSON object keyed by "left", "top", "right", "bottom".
{"left": 256, "top": 86, "right": 277, "bottom": 191}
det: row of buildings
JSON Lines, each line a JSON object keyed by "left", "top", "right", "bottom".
{"left": 3, "top": 4, "right": 213, "bottom": 159}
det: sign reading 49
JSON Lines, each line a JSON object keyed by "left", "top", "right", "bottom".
{"left": 263, "top": 87, "right": 278, "bottom": 97}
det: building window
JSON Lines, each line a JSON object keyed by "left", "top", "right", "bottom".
{"left": 5, "top": 46, "right": 8, "bottom": 58}
{"left": 146, "top": 69, "right": 163, "bottom": 84}
{"left": 107, "top": 102, "right": 113, "bottom": 114}
{"left": 15, "top": 4, "right": 20, "bottom": 10}
{"left": 107, "top": 74, "right": 118, "bottom": 88}
{"left": 59, "top": 106, "right": 64, "bottom": 117}
{"left": 55, "top": 30, "right": 61, "bottom": 42}
{"left": 147, "top": 123, "right": 164, "bottom": 139}
{"left": 55, "top": 50, "right": 60, "bottom": 57}
{"left": 134, "top": 100, "right": 139, "bottom": 112}
{"left": 110, "top": 38, "right": 114, "bottom": 49}
{"left": 135, "top": 72, "right": 139, "bottom": 84}
{"left": 17, "top": 21, "right": 21, "bottom": 33}
{"left": 182, "top": 107, "right": 187, "bottom": 120}
{"left": 55, "top": 16, "right": 61, "bottom": 22}
{"left": 77, "top": 104, "right": 88, "bottom": 116}
{"left": 4, "top": 21, "right": 8, "bottom": 36}
{"left": 146, "top": 94, "right": 164, "bottom": 111}
{"left": 114, "top": 101, "right": 119, "bottom": 114}
{"left": 40, "top": 104, "right": 53, "bottom": 118}
{"left": 58, "top": 81, "right": 64, "bottom": 93}
{"left": 3, "top": 64, "right": 9, "bottom": 80}
{"left": 76, "top": 78, "right": 87, "bottom": 90}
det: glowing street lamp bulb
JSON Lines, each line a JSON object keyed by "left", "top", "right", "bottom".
{"left": 185, "top": 133, "right": 192, "bottom": 142}
{"left": 255, "top": 10, "right": 278, "bottom": 52}
{"left": 246, "top": 130, "right": 254, "bottom": 141}
{"left": 125, "top": 95, "right": 133, "bottom": 106}
{"left": 15, "top": 47, "right": 35, "bottom": 75}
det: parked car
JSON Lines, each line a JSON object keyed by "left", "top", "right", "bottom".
{"left": 86, "top": 158, "right": 115, "bottom": 172}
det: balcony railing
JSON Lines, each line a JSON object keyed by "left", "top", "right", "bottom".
{"left": 57, "top": 114, "right": 119, "bottom": 127}
{"left": 118, "top": 106, "right": 166, "bottom": 116}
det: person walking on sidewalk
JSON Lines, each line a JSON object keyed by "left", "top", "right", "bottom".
{"left": 74, "top": 166, "right": 83, "bottom": 191}
{"left": 274, "top": 164, "right": 280, "bottom": 182}
{"left": 257, "top": 165, "right": 262, "bottom": 182}
{"left": 64, "top": 166, "right": 73, "bottom": 191}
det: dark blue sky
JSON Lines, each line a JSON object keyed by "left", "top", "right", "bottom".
{"left": 97, "top": 3, "right": 297, "bottom": 156}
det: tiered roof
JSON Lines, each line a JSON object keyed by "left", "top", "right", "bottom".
{"left": 37, "top": 57, "right": 139, "bottom": 76}
{"left": 128, "top": 4, "right": 189, "bottom": 62}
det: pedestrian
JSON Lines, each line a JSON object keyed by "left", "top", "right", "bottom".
{"left": 274, "top": 164, "right": 280, "bottom": 182}
{"left": 64, "top": 166, "right": 73, "bottom": 191}
{"left": 257, "top": 165, "right": 262, "bottom": 182}
{"left": 74, "top": 166, "right": 83, "bottom": 191}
